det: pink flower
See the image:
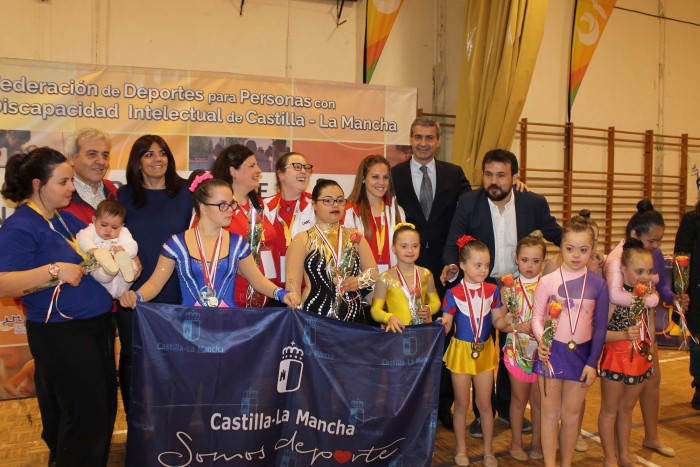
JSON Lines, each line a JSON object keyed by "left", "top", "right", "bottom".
{"left": 349, "top": 231, "right": 362, "bottom": 243}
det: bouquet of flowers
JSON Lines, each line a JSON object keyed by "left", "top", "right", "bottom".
{"left": 500, "top": 274, "right": 526, "bottom": 358}
{"left": 627, "top": 282, "right": 652, "bottom": 359}
{"left": 328, "top": 230, "right": 362, "bottom": 319}
{"left": 245, "top": 207, "right": 267, "bottom": 307}
{"left": 541, "top": 300, "right": 562, "bottom": 396}
{"left": 408, "top": 286, "right": 424, "bottom": 325}
{"left": 672, "top": 253, "right": 697, "bottom": 349}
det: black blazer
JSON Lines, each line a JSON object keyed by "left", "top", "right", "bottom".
{"left": 442, "top": 188, "right": 562, "bottom": 275}
{"left": 675, "top": 209, "right": 700, "bottom": 333}
{"left": 392, "top": 159, "right": 471, "bottom": 295}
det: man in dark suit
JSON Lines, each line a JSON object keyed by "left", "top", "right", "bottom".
{"left": 391, "top": 117, "right": 472, "bottom": 430}
{"left": 441, "top": 148, "right": 561, "bottom": 437}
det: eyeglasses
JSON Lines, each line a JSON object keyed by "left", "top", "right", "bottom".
{"left": 285, "top": 162, "right": 313, "bottom": 173}
{"left": 202, "top": 201, "right": 238, "bottom": 212}
{"left": 317, "top": 197, "right": 346, "bottom": 206}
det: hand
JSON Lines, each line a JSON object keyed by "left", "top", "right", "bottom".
{"left": 417, "top": 305, "right": 431, "bottom": 320}
{"left": 119, "top": 290, "right": 138, "bottom": 309}
{"left": 537, "top": 341, "right": 551, "bottom": 362}
{"left": 514, "top": 179, "right": 529, "bottom": 192}
{"left": 678, "top": 293, "right": 690, "bottom": 311}
{"left": 58, "top": 262, "right": 86, "bottom": 287}
{"left": 437, "top": 317, "right": 452, "bottom": 335}
{"left": 385, "top": 315, "right": 405, "bottom": 333}
{"left": 626, "top": 325, "right": 640, "bottom": 341}
{"left": 516, "top": 321, "right": 532, "bottom": 335}
{"left": 283, "top": 291, "right": 301, "bottom": 308}
{"left": 579, "top": 365, "right": 597, "bottom": 387}
{"left": 338, "top": 276, "right": 359, "bottom": 293}
{"left": 440, "top": 264, "right": 459, "bottom": 285}
{"left": 644, "top": 291, "right": 659, "bottom": 308}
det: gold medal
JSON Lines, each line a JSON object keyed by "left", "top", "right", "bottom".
{"left": 473, "top": 339, "right": 485, "bottom": 353}
{"left": 566, "top": 340, "right": 577, "bottom": 352}
{"left": 471, "top": 350, "right": 481, "bottom": 359}
{"left": 647, "top": 353, "right": 653, "bottom": 362}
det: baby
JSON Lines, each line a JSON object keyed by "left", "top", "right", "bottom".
{"left": 77, "top": 199, "right": 138, "bottom": 298}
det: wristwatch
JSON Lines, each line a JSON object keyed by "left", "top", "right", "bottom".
{"left": 48, "top": 263, "right": 60, "bottom": 280}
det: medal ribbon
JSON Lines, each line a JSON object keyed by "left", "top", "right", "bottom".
{"left": 276, "top": 196, "right": 300, "bottom": 247}
{"left": 371, "top": 201, "right": 386, "bottom": 260}
{"left": 560, "top": 267, "right": 588, "bottom": 338}
{"left": 518, "top": 277, "right": 536, "bottom": 321}
{"left": 315, "top": 224, "right": 344, "bottom": 290}
{"left": 195, "top": 227, "right": 223, "bottom": 294}
{"left": 26, "top": 201, "right": 89, "bottom": 261}
{"left": 461, "top": 280, "right": 484, "bottom": 345}
{"left": 396, "top": 265, "right": 421, "bottom": 303}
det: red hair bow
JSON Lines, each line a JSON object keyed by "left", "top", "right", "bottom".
{"left": 456, "top": 235, "right": 475, "bottom": 249}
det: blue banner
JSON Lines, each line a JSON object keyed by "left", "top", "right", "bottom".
{"left": 127, "top": 303, "right": 444, "bottom": 466}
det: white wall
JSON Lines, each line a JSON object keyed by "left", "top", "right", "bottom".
{"left": 2, "top": 0, "right": 700, "bottom": 166}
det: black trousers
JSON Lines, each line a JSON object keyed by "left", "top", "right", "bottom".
{"left": 27, "top": 313, "right": 117, "bottom": 467}
{"left": 114, "top": 304, "right": 133, "bottom": 416}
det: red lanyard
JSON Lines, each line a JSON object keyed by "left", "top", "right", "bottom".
{"left": 560, "top": 268, "right": 587, "bottom": 336}
{"left": 396, "top": 266, "right": 420, "bottom": 300}
{"left": 195, "top": 227, "right": 222, "bottom": 292}
{"left": 461, "top": 280, "right": 484, "bottom": 343}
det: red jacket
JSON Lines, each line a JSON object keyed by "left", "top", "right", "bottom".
{"left": 61, "top": 179, "right": 118, "bottom": 225}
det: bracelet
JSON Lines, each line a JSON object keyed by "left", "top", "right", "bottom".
{"left": 274, "top": 287, "right": 290, "bottom": 303}
{"left": 135, "top": 291, "right": 144, "bottom": 303}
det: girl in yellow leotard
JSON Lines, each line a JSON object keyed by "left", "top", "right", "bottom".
{"left": 370, "top": 223, "right": 441, "bottom": 332}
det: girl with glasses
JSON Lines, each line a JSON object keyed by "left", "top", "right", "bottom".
{"left": 285, "top": 179, "right": 378, "bottom": 323}
{"left": 263, "top": 152, "right": 316, "bottom": 294}
{"left": 120, "top": 176, "right": 300, "bottom": 310}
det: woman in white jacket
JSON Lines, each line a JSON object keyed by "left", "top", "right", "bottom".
{"left": 263, "top": 152, "right": 315, "bottom": 293}
{"left": 343, "top": 155, "right": 405, "bottom": 273}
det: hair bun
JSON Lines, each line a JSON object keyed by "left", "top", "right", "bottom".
{"left": 528, "top": 230, "right": 543, "bottom": 239}
{"left": 637, "top": 199, "right": 654, "bottom": 213}
{"left": 578, "top": 209, "right": 591, "bottom": 218}
{"left": 623, "top": 237, "right": 645, "bottom": 251}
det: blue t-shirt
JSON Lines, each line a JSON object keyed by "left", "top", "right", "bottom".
{"left": 0, "top": 205, "right": 113, "bottom": 322}
{"left": 118, "top": 184, "right": 193, "bottom": 304}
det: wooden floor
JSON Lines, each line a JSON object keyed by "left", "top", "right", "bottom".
{"left": 0, "top": 347, "right": 697, "bottom": 466}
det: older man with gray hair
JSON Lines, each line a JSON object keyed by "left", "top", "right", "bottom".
{"left": 61, "top": 128, "right": 117, "bottom": 224}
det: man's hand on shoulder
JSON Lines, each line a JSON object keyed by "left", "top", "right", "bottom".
{"left": 440, "top": 264, "right": 459, "bottom": 285}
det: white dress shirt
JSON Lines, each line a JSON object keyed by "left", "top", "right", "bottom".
{"left": 409, "top": 156, "right": 436, "bottom": 200}
{"left": 488, "top": 194, "right": 517, "bottom": 278}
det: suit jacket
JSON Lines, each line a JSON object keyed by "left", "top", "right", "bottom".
{"left": 392, "top": 159, "right": 471, "bottom": 295}
{"left": 442, "top": 188, "right": 562, "bottom": 276}
{"left": 61, "top": 179, "right": 118, "bottom": 225}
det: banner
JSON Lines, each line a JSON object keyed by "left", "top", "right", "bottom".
{"left": 128, "top": 303, "right": 443, "bottom": 466}
{"left": 0, "top": 57, "right": 417, "bottom": 196}
{"left": 364, "top": 0, "right": 404, "bottom": 84}
{"left": 568, "top": 0, "right": 617, "bottom": 120}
